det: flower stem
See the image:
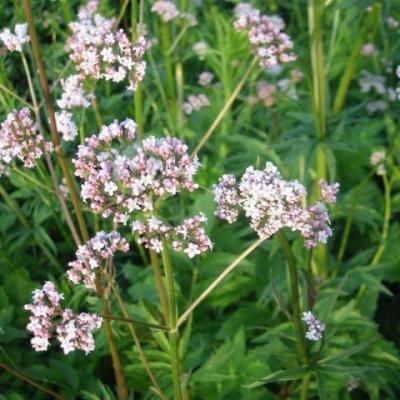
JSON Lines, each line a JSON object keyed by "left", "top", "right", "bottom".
{"left": 277, "top": 232, "right": 309, "bottom": 365}
{"left": 23, "top": 0, "right": 89, "bottom": 243}
{"left": 177, "top": 237, "right": 264, "bottom": 328}
{"left": 111, "top": 283, "right": 168, "bottom": 400}
{"left": 103, "top": 301, "right": 129, "bottom": 400}
{"left": 0, "top": 363, "right": 66, "bottom": 400}
{"left": 161, "top": 238, "right": 183, "bottom": 400}
{"left": 191, "top": 56, "right": 258, "bottom": 157}
{"left": 300, "top": 371, "right": 311, "bottom": 400}
{"left": 150, "top": 249, "right": 170, "bottom": 322}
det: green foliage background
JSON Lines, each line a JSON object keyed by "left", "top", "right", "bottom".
{"left": 0, "top": 0, "right": 400, "bottom": 399}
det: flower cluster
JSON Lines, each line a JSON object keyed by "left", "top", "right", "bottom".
{"left": 57, "top": 75, "right": 92, "bottom": 110}
{"left": 302, "top": 311, "right": 325, "bottom": 341}
{"left": 24, "top": 282, "right": 102, "bottom": 354}
{"left": 370, "top": 150, "right": 386, "bottom": 175}
{"left": 0, "top": 108, "right": 52, "bottom": 175}
{"left": 361, "top": 43, "right": 377, "bottom": 56}
{"left": 213, "top": 162, "right": 336, "bottom": 248}
{"left": 182, "top": 94, "right": 210, "bottom": 114}
{"left": 55, "top": 111, "right": 78, "bottom": 142}
{"left": 151, "top": 1, "right": 197, "bottom": 26}
{"left": 132, "top": 213, "right": 212, "bottom": 258}
{"left": 66, "top": 2, "right": 146, "bottom": 91}
{"left": 73, "top": 119, "right": 200, "bottom": 224}
{"left": 233, "top": 8, "right": 296, "bottom": 69}
{"left": 198, "top": 71, "right": 214, "bottom": 87}
{"left": 359, "top": 70, "right": 386, "bottom": 95}
{"left": 347, "top": 376, "right": 360, "bottom": 392}
{"left": 193, "top": 41, "right": 210, "bottom": 59}
{"left": 0, "top": 23, "right": 29, "bottom": 52}
{"left": 319, "top": 179, "right": 340, "bottom": 204}
{"left": 67, "top": 231, "right": 129, "bottom": 289}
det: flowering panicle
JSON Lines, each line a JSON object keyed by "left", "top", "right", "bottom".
{"left": 66, "top": 3, "right": 146, "bottom": 91}
{"left": 132, "top": 213, "right": 212, "bottom": 258}
{"left": 370, "top": 150, "right": 386, "bottom": 175}
{"left": 0, "top": 108, "right": 52, "bottom": 175}
{"left": 151, "top": 1, "right": 197, "bottom": 26}
{"left": 193, "top": 41, "right": 210, "bottom": 59}
{"left": 0, "top": 23, "right": 29, "bottom": 52}
{"left": 319, "top": 179, "right": 340, "bottom": 204}
{"left": 386, "top": 16, "right": 399, "bottom": 29}
{"left": 24, "top": 282, "right": 102, "bottom": 354}
{"left": 233, "top": 8, "right": 296, "bottom": 69}
{"left": 361, "top": 43, "right": 377, "bottom": 56}
{"left": 302, "top": 311, "right": 325, "bottom": 341}
{"left": 182, "top": 94, "right": 210, "bottom": 114}
{"left": 198, "top": 71, "right": 214, "bottom": 87}
{"left": 359, "top": 70, "right": 386, "bottom": 95}
{"left": 213, "top": 162, "right": 337, "bottom": 248}
{"left": 55, "top": 111, "right": 78, "bottom": 142}
{"left": 67, "top": 231, "right": 129, "bottom": 289}
{"left": 73, "top": 119, "right": 200, "bottom": 224}
{"left": 57, "top": 75, "right": 92, "bottom": 110}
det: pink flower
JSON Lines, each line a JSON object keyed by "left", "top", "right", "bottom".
{"left": 0, "top": 108, "right": 52, "bottom": 175}
{"left": 233, "top": 9, "right": 296, "bottom": 70}
{"left": 24, "top": 282, "right": 102, "bottom": 354}
{"left": 198, "top": 71, "right": 214, "bottom": 87}
{"left": 302, "top": 311, "right": 325, "bottom": 341}
{"left": 73, "top": 119, "right": 200, "bottom": 224}
{"left": 214, "top": 162, "right": 335, "bottom": 248}
{"left": 0, "top": 23, "right": 29, "bottom": 52}
{"left": 319, "top": 179, "right": 340, "bottom": 204}
{"left": 67, "top": 231, "right": 129, "bottom": 289}
{"left": 182, "top": 94, "right": 209, "bottom": 114}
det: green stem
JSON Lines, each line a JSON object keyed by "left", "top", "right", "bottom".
{"left": 103, "top": 301, "right": 129, "bottom": 400}
{"left": 0, "top": 183, "right": 30, "bottom": 228}
{"left": 161, "top": 238, "right": 183, "bottom": 400}
{"left": 160, "top": 21, "right": 177, "bottom": 126}
{"left": 332, "top": 3, "right": 382, "bottom": 114}
{"left": 111, "top": 283, "right": 168, "bottom": 399}
{"left": 150, "top": 249, "right": 170, "bottom": 323}
{"left": 300, "top": 371, "right": 311, "bottom": 400}
{"left": 23, "top": 0, "right": 89, "bottom": 243}
{"left": 277, "top": 232, "right": 309, "bottom": 365}
{"left": 191, "top": 57, "right": 258, "bottom": 157}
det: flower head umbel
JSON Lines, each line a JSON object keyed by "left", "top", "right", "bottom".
{"left": 233, "top": 8, "right": 296, "bottom": 69}
{"left": 66, "top": 3, "right": 146, "bottom": 91}
{"left": 132, "top": 213, "right": 213, "bottom": 257}
{"left": 198, "top": 71, "right": 214, "bottom": 87}
{"left": 55, "top": 111, "right": 78, "bottom": 142}
{"left": 319, "top": 179, "right": 340, "bottom": 204}
{"left": 24, "top": 282, "right": 102, "bottom": 354}
{"left": 0, "top": 108, "right": 52, "bottom": 175}
{"left": 151, "top": 1, "right": 197, "bottom": 26}
{"left": 67, "top": 231, "right": 129, "bottom": 289}
{"left": 213, "top": 162, "right": 337, "bottom": 248}
{"left": 182, "top": 94, "right": 210, "bottom": 114}
{"left": 370, "top": 150, "right": 386, "bottom": 175}
{"left": 302, "top": 311, "right": 325, "bottom": 341}
{"left": 73, "top": 119, "right": 200, "bottom": 224}
{"left": 57, "top": 75, "right": 92, "bottom": 110}
{"left": 0, "top": 23, "right": 29, "bottom": 52}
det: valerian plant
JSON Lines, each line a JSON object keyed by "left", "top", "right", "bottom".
{"left": 0, "top": 1, "right": 399, "bottom": 400}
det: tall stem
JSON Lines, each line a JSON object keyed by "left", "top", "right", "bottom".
{"left": 177, "top": 238, "right": 264, "bottom": 328}
{"left": 149, "top": 249, "right": 170, "bottom": 321}
{"left": 111, "top": 283, "right": 167, "bottom": 400}
{"left": 277, "top": 232, "right": 308, "bottom": 365}
{"left": 103, "top": 301, "right": 129, "bottom": 400}
{"left": 191, "top": 57, "right": 258, "bottom": 157}
{"left": 23, "top": 0, "right": 89, "bottom": 242}
{"left": 161, "top": 238, "right": 183, "bottom": 400}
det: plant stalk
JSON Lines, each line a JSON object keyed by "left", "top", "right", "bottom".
{"left": 111, "top": 283, "right": 168, "bottom": 400}
{"left": 161, "top": 238, "right": 183, "bottom": 400}
{"left": 177, "top": 237, "right": 264, "bottom": 328}
{"left": 150, "top": 249, "right": 170, "bottom": 322}
{"left": 277, "top": 232, "right": 309, "bottom": 365}
{"left": 191, "top": 57, "right": 258, "bottom": 157}
{"left": 23, "top": 0, "right": 89, "bottom": 242}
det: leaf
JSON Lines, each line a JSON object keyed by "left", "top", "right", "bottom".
{"left": 245, "top": 367, "right": 309, "bottom": 388}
